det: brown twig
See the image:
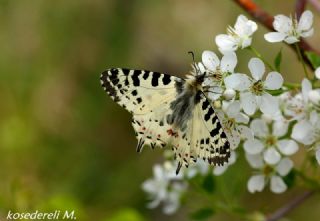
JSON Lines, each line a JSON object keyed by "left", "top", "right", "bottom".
{"left": 266, "top": 190, "right": 315, "bottom": 221}
{"left": 233, "top": 0, "right": 320, "bottom": 71}
{"left": 295, "top": 0, "right": 307, "bottom": 19}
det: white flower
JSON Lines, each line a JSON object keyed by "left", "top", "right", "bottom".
{"left": 142, "top": 161, "right": 187, "bottom": 214}
{"left": 201, "top": 51, "right": 237, "bottom": 101}
{"left": 216, "top": 15, "right": 257, "bottom": 53}
{"left": 265, "top": 10, "right": 314, "bottom": 44}
{"left": 283, "top": 78, "right": 317, "bottom": 121}
{"left": 224, "top": 58, "right": 283, "bottom": 115}
{"left": 220, "top": 101, "right": 253, "bottom": 149}
{"left": 244, "top": 119, "right": 298, "bottom": 164}
{"left": 292, "top": 111, "right": 320, "bottom": 165}
{"left": 246, "top": 154, "right": 293, "bottom": 193}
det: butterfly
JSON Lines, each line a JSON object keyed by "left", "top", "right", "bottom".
{"left": 100, "top": 63, "right": 230, "bottom": 174}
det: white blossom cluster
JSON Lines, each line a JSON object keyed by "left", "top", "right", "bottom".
{"left": 142, "top": 10, "right": 318, "bottom": 214}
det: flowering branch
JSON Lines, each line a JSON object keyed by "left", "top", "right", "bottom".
{"left": 233, "top": 0, "right": 320, "bottom": 70}
{"left": 266, "top": 190, "right": 315, "bottom": 221}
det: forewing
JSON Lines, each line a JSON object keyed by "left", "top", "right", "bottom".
{"left": 100, "top": 68, "right": 179, "bottom": 115}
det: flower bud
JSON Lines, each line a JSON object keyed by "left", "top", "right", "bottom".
{"left": 213, "top": 100, "right": 221, "bottom": 109}
{"left": 223, "top": 89, "right": 236, "bottom": 100}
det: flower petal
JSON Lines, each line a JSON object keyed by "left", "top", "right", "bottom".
{"left": 202, "top": 50, "right": 220, "bottom": 71}
{"left": 284, "top": 36, "right": 299, "bottom": 44}
{"left": 273, "top": 15, "right": 292, "bottom": 33}
{"left": 226, "top": 101, "right": 241, "bottom": 118}
{"left": 220, "top": 52, "right": 237, "bottom": 73}
{"left": 213, "top": 165, "right": 228, "bottom": 176}
{"left": 276, "top": 158, "right": 293, "bottom": 176}
{"left": 244, "top": 139, "right": 264, "bottom": 154}
{"left": 302, "top": 78, "right": 312, "bottom": 101}
{"left": 265, "top": 72, "right": 283, "bottom": 90}
{"left": 263, "top": 147, "right": 281, "bottom": 165}
{"left": 215, "top": 34, "right": 237, "bottom": 53}
{"left": 264, "top": 32, "right": 286, "bottom": 42}
{"left": 238, "top": 125, "right": 254, "bottom": 140}
{"left": 245, "top": 153, "right": 264, "bottom": 169}
{"left": 291, "top": 120, "right": 314, "bottom": 145}
{"left": 235, "top": 113, "right": 250, "bottom": 124}
{"left": 240, "top": 92, "right": 257, "bottom": 115}
{"left": 250, "top": 119, "right": 269, "bottom": 138}
{"left": 247, "top": 175, "right": 265, "bottom": 193}
{"left": 249, "top": 58, "right": 265, "bottom": 80}
{"left": 234, "top": 15, "right": 258, "bottom": 36}
{"left": 260, "top": 93, "right": 279, "bottom": 115}
{"left": 300, "top": 28, "right": 314, "bottom": 38}
{"left": 224, "top": 73, "right": 251, "bottom": 91}
{"left": 298, "top": 10, "right": 313, "bottom": 32}
{"left": 270, "top": 175, "right": 287, "bottom": 193}
{"left": 316, "top": 148, "right": 320, "bottom": 165}
{"left": 277, "top": 139, "right": 299, "bottom": 155}
{"left": 223, "top": 89, "right": 236, "bottom": 100}
{"left": 272, "top": 120, "right": 288, "bottom": 137}
{"left": 315, "top": 67, "right": 320, "bottom": 80}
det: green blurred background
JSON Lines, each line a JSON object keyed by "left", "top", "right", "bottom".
{"left": 0, "top": 0, "right": 319, "bottom": 220}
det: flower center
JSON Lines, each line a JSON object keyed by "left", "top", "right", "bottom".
{"left": 289, "top": 17, "right": 299, "bottom": 37}
{"left": 250, "top": 80, "right": 264, "bottom": 96}
{"left": 224, "top": 118, "right": 236, "bottom": 132}
{"left": 263, "top": 165, "right": 274, "bottom": 176}
{"left": 265, "top": 135, "right": 277, "bottom": 147}
{"left": 211, "top": 71, "right": 223, "bottom": 82}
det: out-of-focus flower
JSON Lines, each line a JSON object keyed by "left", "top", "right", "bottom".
{"left": 142, "top": 161, "right": 187, "bottom": 214}
{"left": 264, "top": 10, "right": 314, "bottom": 44}
{"left": 215, "top": 15, "right": 257, "bottom": 53}
{"left": 201, "top": 51, "right": 237, "bottom": 101}
{"left": 246, "top": 154, "right": 293, "bottom": 193}
{"left": 244, "top": 119, "right": 298, "bottom": 164}
{"left": 186, "top": 159, "right": 209, "bottom": 179}
{"left": 224, "top": 58, "right": 283, "bottom": 115}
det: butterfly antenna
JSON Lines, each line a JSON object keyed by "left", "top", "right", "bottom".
{"left": 188, "top": 51, "right": 200, "bottom": 75}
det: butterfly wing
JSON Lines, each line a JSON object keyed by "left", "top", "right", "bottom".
{"left": 170, "top": 93, "right": 230, "bottom": 173}
{"left": 100, "top": 68, "right": 182, "bottom": 151}
{"left": 100, "top": 68, "right": 180, "bottom": 114}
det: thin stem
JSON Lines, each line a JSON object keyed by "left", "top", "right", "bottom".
{"left": 283, "top": 82, "right": 301, "bottom": 89}
{"left": 266, "top": 190, "right": 315, "bottom": 221}
{"left": 248, "top": 46, "right": 275, "bottom": 71}
{"left": 295, "top": 43, "right": 310, "bottom": 79}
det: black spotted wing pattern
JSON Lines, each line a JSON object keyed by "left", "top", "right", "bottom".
{"left": 100, "top": 68, "right": 230, "bottom": 174}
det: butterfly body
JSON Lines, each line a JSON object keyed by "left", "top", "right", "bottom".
{"left": 100, "top": 68, "right": 230, "bottom": 174}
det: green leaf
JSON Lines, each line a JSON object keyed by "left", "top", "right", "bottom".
{"left": 305, "top": 51, "right": 320, "bottom": 69}
{"left": 202, "top": 173, "right": 215, "bottom": 193}
{"left": 274, "top": 49, "right": 282, "bottom": 72}
{"left": 283, "top": 170, "right": 296, "bottom": 189}
{"left": 190, "top": 208, "right": 215, "bottom": 220}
